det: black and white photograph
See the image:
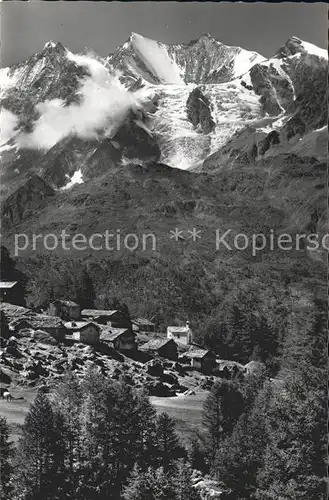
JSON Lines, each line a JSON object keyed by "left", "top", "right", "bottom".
{"left": 0, "top": 2, "right": 327, "bottom": 499}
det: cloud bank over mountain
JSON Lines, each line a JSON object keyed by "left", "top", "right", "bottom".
{"left": 3, "top": 49, "right": 139, "bottom": 151}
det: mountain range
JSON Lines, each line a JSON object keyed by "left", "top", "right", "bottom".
{"left": 1, "top": 33, "right": 326, "bottom": 179}
{"left": 0, "top": 33, "right": 327, "bottom": 301}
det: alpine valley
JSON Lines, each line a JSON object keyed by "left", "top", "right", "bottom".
{"left": 0, "top": 33, "right": 327, "bottom": 331}
{"left": 0, "top": 28, "right": 327, "bottom": 500}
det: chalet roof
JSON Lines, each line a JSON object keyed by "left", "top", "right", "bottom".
{"left": 0, "top": 302, "right": 32, "bottom": 319}
{"left": 141, "top": 338, "right": 176, "bottom": 351}
{"left": 244, "top": 360, "right": 266, "bottom": 372}
{"left": 65, "top": 321, "right": 100, "bottom": 331}
{"left": 81, "top": 309, "right": 119, "bottom": 317}
{"left": 216, "top": 360, "right": 244, "bottom": 370}
{"left": 101, "top": 327, "right": 132, "bottom": 342}
{"left": 132, "top": 318, "right": 155, "bottom": 326}
{"left": 167, "top": 326, "right": 189, "bottom": 334}
{"left": 244, "top": 360, "right": 265, "bottom": 368}
{"left": 52, "top": 300, "right": 79, "bottom": 307}
{"left": 27, "top": 315, "right": 65, "bottom": 329}
{"left": 10, "top": 316, "right": 29, "bottom": 324}
{"left": 185, "top": 348, "right": 214, "bottom": 359}
{"left": 175, "top": 340, "right": 190, "bottom": 352}
{"left": 0, "top": 281, "right": 18, "bottom": 289}
{"left": 13, "top": 314, "right": 65, "bottom": 330}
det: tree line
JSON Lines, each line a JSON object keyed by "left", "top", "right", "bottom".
{"left": 191, "top": 298, "right": 327, "bottom": 500}
{"left": 14, "top": 248, "right": 326, "bottom": 373}
{"left": 1, "top": 369, "right": 200, "bottom": 500}
{"left": 1, "top": 300, "right": 326, "bottom": 500}
{"left": 1, "top": 329, "right": 325, "bottom": 500}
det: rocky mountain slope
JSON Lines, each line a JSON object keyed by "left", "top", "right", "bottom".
{"left": 0, "top": 33, "right": 327, "bottom": 411}
{"left": 0, "top": 33, "right": 327, "bottom": 268}
{"left": 107, "top": 32, "right": 265, "bottom": 86}
{"left": 1, "top": 35, "right": 326, "bottom": 179}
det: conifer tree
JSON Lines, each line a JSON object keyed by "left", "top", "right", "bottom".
{"left": 81, "top": 377, "right": 145, "bottom": 499}
{"left": 16, "top": 393, "right": 65, "bottom": 500}
{"left": 77, "top": 268, "right": 95, "bottom": 309}
{"left": 134, "top": 389, "right": 158, "bottom": 470}
{"left": 123, "top": 462, "right": 201, "bottom": 500}
{"left": 122, "top": 466, "right": 155, "bottom": 500}
{"left": 0, "top": 246, "right": 15, "bottom": 279}
{"left": 53, "top": 372, "right": 83, "bottom": 498}
{"left": 155, "top": 412, "right": 183, "bottom": 471}
{"left": 109, "top": 380, "right": 142, "bottom": 494}
{"left": 79, "top": 367, "right": 117, "bottom": 499}
{"left": 202, "top": 380, "right": 244, "bottom": 459}
{"left": 123, "top": 466, "right": 177, "bottom": 500}
{"left": 0, "top": 417, "right": 14, "bottom": 499}
{"left": 188, "top": 437, "right": 207, "bottom": 474}
{"left": 212, "top": 383, "right": 272, "bottom": 498}
{"left": 255, "top": 377, "right": 326, "bottom": 500}
{"left": 173, "top": 459, "right": 201, "bottom": 500}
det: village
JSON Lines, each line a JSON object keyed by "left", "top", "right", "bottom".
{"left": 2, "top": 283, "right": 251, "bottom": 499}
{"left": 0, "top": 281, "right": 265, "bottom": 402}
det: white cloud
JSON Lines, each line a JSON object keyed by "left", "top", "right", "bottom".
{"left": 0, "top": 108, "right": 19, "bottom": 145}
{"left": 17, "top": 52, "right": 139, "bottom": 150}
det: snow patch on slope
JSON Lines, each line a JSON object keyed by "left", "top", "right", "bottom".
{"left": 44, "top": 41, "right": 58, "bottom": 50}
{"left": 130, "top": 33, "right": 184, "bottom": 84}
{"left": 62, "top": 169, "right": 84, "bottom": 190}
{"left": 233, "top": 49, "right": 266, "bottom": 78}
{"left": 300, "top": 41, "right": 327, "bottom": 59}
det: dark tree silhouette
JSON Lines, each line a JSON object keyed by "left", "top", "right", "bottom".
{"left": 0, "top": 417, "right": 14, "bottom": 499}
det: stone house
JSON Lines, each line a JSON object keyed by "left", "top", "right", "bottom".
{"left": 101, "top": 327, "right": 136, "bottom": 351}
{"left": 215, "top": 360, "right": 244, "bottom": 379}
{"left": 0, "top": 282, "right": 25, "bottom": 306}
{"left": 49, "top": 300, "right": 80, "bottom": 320}
{"left": 81, "top": 309, "right": 131, "bottom": 328}
{"left": 10, "top": 314, "right": 67, "bottom": 341}
{"left": 140, "top": 338, "right": 178, "bottom": 361}
{"left": 69, "top": 322, "right": 100, "bottom": 345}
{"left": 132, "top": 318, "right": 156, "bottom": 333}
{"left": 184, "top": 349, "right": 216, "bottom": 373}
{"left": 1, "top": 302, "right": 31, "bottom": 322}
{"left": 167, "top": 321, "right": 193, "bottom": 345}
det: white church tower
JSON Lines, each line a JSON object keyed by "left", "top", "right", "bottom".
{"left": 167, "top": 320, "right": 193, "bottom": 345}
{"left": 185, "top": 321, "right": 193, "bottom": 345}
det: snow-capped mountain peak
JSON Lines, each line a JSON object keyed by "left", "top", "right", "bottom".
{"left": 129, "top": 33, "right": 184, "bottom": 84}
{"left": 0, "top": 32, "right": 326, "bottom": 182}
{"left": 275, "top": 35, "right": 327, "bottom": 60}
{"left": 43, "top": 40, "right": 67, "bottom": 52}
{"left": 107, "top": 32, "right": 265, "bottom": 86}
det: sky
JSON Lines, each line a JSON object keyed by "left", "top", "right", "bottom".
{"left": 1, "top": 2, "right": 327, "bottom": 67}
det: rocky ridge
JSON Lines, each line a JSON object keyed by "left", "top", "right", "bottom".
{"left": 0, "top": 33, "right": 327, "bottom": 260}
{"left": 0, "top": 33, "right": 326, "bottom": 187}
